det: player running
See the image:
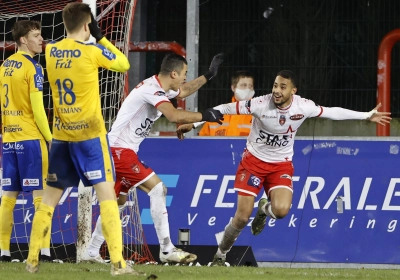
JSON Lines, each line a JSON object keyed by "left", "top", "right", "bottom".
{"left": 177, "top": 70, "right": 391, "bottom": 266}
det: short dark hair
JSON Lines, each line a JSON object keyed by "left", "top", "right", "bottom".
{"left": 62, "top": 2, "right": 91, "bottom": 34}
{"left": 231, "top": 70, "right": 254, "bottom": 87}
{"left": 276, "top": 70, "right": 297, "bottom": 88}
{"left": 159, "top": 53, "right": 187, "bottom": 75}
{"left": 12, "top": 20, "right": 41, "bottom": 46}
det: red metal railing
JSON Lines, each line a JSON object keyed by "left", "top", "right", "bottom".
{"left": 377, "top": 29, "right": 400, "bottom": 136}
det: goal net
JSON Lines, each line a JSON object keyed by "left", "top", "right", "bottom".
{"left": 0, "top": 0, "right": 154, "bottom": 263}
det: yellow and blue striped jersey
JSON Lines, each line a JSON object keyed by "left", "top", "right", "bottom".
{"left": 0, "top": 51, "right": 45, "bottom": 142}
{"left": 45, "top": 38, "right": 116, "bottom": 141}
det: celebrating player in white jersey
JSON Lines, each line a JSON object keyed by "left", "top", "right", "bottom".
{"left": 176, "top": 70, "right": 391, "bottom": 266}
{"left": 84, "top": 52, "right": 224, "bottom": 264}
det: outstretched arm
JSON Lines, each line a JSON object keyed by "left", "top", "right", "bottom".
{"left": 177, "top": 53, "right": 224, "bottom": 98}
{"left": 367, "top": 103, "right": 392, "bottom": 126}
{"left": 320, "top": 103, "right": 391, "bottom": 125}
{"left": 157, "top": 102, "right": 223, "bottom": 124}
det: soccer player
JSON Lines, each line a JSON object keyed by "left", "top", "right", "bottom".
{"left": 199, "top": 70, "right": 255, "bottom": 136}
{"left": 0, "top": 20, "right": 52, "bottom": 262}
{"left": 176, "top": 70, "right": 392, "bottom": 266}
{"left": 83, "top": 52, "right": 224, "bottom": 264}
{"left": 25, "top": 3, "right": 138, "bottom": 276}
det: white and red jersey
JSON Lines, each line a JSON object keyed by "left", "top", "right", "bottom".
{"left": 215, "top": 94, "right": 368, "bottom": 163}
{"left": 108, "top": 75, "right": 180, "bottom": 152}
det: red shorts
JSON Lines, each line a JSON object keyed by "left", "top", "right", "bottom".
{"left": 111, "top": 147, "right": 154, "bottom": 196}
{"left": 234, "top": 150, "right": 294, "bottom": 197}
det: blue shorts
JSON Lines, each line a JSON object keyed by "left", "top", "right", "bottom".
{"left": 2, "top": 139, "right": 48, "bottom": 192}
{"left": 47, "top": 136, "right": 115, "bottom": 188}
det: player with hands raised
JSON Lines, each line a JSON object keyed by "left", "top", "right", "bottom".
{"left": 84, "top": 52, "right": 225, "bottom": 265}
{"left": 176, "top": 70, "right": 391, "bottom": 267}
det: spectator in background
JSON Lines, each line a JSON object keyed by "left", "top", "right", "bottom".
{"left": 199, "top": 70, "right": 255, "bottom": 136}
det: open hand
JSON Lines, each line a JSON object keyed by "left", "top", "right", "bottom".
{"left": 369, "top": 103, "right": 392, "bottom": 126}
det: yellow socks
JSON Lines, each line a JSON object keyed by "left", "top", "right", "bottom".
{"left": 100, "top": 200, "right": 126, "bottom": 268}
{"left": 0, "top": 196, "right": 17, "bottom": 251}
{"left": 26, "top": 203, "right": 54, "bottom": 266}
{"left": 33, "top": 196, "right": 51, "bottom": 256}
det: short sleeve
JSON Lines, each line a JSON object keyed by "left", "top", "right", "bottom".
{"left": 142, "top": 90, "right": 171, "bottom": 108}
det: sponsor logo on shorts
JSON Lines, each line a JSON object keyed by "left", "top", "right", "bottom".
{"left": 2, "top": 178, "right": 11, "bottom": 186}
{"left": 247, "top": 175, "right": 261, "bottom": 188}
{"left": 115, "top": 149, "right": 122, "bottom": 160}
{"left": 280, "top": 174, "right": 293, "bottom": 180}
{"left": 47, "top": 173, "right": 58, "bottom": 182}
{"left": 84, "top": 170, "right": 102, "bottom": 180}
{"left": 131, "top": 164, "right": 140, "bottom": 173}
{"left": 23, "top": 179, "right": 39, "bottom": 186}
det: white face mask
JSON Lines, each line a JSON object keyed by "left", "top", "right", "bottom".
{"left": 234, "top": 88, "right": 255, "bottom": 101}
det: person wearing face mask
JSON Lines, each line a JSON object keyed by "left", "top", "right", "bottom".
{"left": 176, "top": 70, "right": 391, "bottom": 266}
{"left": 199, "top": 70, "right": 255, "bottom": 136}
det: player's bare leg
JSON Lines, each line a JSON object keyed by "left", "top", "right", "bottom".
{"left": 139, "top": 174, "right": 196, "bottom": 264}
{"left": 251, "top": 188, "right": 292, "bottom": 235}
{"left": 211, "top": 194, "right": 254, "bottom": 266}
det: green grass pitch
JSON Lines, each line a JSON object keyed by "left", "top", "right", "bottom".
{"left": 1, "top": 262, "right": 399, "bottom": 280}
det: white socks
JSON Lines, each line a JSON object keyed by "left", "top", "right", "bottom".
{"left": 148, "top": 182, "right": 173, "bottom": 252}
{"left": 86, "top": 215, "right": 105, "bottom": 257}
{"left": 265, "top": 202, "right": 277, "bottom": 219}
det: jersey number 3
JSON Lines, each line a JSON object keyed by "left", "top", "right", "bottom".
{"left": 3, "top": 84, "right": 9, "bottom": 108}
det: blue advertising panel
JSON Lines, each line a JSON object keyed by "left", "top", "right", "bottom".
{"left": 3, "top": 137, "right": 400, "bottom": 264}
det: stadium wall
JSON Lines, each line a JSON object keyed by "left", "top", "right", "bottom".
{"left": 150, "top": 118, "right": 400, "bottom": 137}
{"left": 4, "top": 137, "right": 400, "bottom": 265}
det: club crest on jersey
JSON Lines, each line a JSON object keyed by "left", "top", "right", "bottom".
{"left": 290, "top": 114, "right": 304, "bottom": 121}
{"left": 154, "top": 91, "right": 166, "bottom": 96}
{"left": 279, "top": 115, "right": 286, "bottom": 126}
{"left": 247, "top": 175, "right": 261, "bottom": 188}
{"left": 240, "top": 173, "right": 247, "bottom": 181}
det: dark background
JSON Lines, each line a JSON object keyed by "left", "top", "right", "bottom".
{"left": 146, "top": 0, "right": 400, "bottom": 116}
{"left": 1, "top": 0, "right": 400, "bottom": 117}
